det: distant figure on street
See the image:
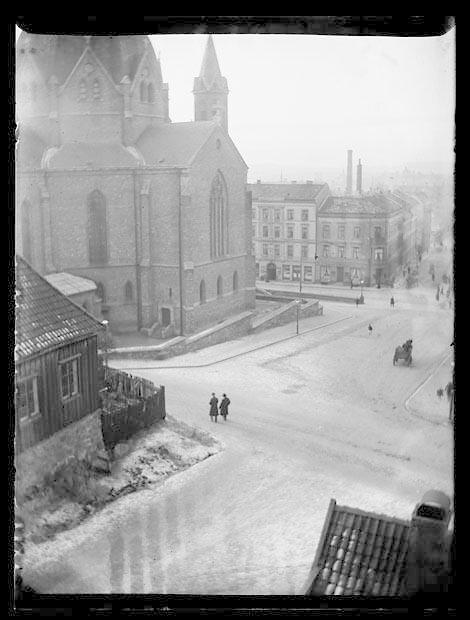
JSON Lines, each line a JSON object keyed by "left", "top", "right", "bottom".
{"left": 432, "top": 273, "right": 435, "bottom": 283}
{"left": 219, "top": 394, "right": 231, "bottom": 421}
{"left": 350, "top": 281, "right": 353, "bottom": 289}
{"left": 356, "top": 297, "right": 359, "bottom": 307}
{"left": 437, "top": 388, "right": 444, "bottom": 399}
{"left": 209, "top": 393, "right": 219, "bottom": 422}
{"left": 368, "top": 323, "right": 373, "bottom": 336}
{"left": 440, "top": 285, "right": 444, "bottom": 295}
{"left": 390, "top": 296, "right": 395, "bottom": 308}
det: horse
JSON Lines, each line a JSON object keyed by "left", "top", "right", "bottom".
{"left": 393, "top": 344, "right": 412, "bottom": 366}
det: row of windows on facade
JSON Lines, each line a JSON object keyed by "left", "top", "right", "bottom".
{"left": 321, "top": 224, "right": 384, "bottom": 240}
{"left": 199, "top": 272, "right": 239, "bottom": 304}
{"left": 256, "top": 243, "right": 384, "bottom": 261}
{"left": 255, "top": 263, "right": 364, "bottom": 281}
{"left": 255, "top": 225, "right": 312, "bottom": 239}
{"left": 253, "top": 209, "right": 311, "bottom": 222}
{"left": 17, "top": 357, "right": 79, "bottom": 423}
{"left": 77, "top": 79, "right": 156, "bottom": 103}
{"left": 253, "top": 212, "right": 385, "bottom": 241}
{"left": 93, "top": 272, "right": 239, "bottom": 308}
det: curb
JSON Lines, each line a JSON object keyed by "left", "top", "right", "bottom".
{"left": 113, "top": 315, "right": 353, "bottom": 371}
{"left": 404, "top": 351, "right": 453, "bottom": 425}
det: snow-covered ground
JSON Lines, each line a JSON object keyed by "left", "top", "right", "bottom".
{"left": 22, "top": 294, "right": 454, "bottom": 595}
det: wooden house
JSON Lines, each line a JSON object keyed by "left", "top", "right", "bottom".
{"left": 15, "top": 255, "right": 105, "bottom": 452}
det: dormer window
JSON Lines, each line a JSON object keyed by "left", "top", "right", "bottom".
{"left": 140, "top": 81, "right": 146, "bottom": 102}
{"left": 147, "top": 83, "right": 155, "bottom": 103}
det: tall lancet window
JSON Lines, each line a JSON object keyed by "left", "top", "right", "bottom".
{"left": 209, "top": 171, "right": 228, "bottom": 259}
{"left": 20, "top": 200, "right": 33, "bottom": 264}
{"left": 87, "top": 190, "right": 108, "bottom": 265}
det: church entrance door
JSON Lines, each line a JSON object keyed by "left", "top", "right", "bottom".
{"left": 161, "top": 307, "right": 171, "bottom": 326}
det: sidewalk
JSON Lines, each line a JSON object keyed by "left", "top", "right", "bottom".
{"left": 110, "top": 307, "right": 353, "bottom": 370}
{"left": 405, "top": 353, "right": 454, "bottom": 426}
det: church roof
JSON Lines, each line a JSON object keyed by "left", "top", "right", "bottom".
{"left": 318, "top": 194, "right": 403, "bottom": 216}
{"left": 15, "top": 256, "right": 104, "bottom": 362}
{"left": 247, "top": 183, "right": 327, "bottom": 203}
{"left": 136, "top": 121, "right": 218, "bottom": 167}
{"left": 16, "top": 33, "right": 157, "bottom": 85}
{"left": 41, "top": 142, "right": 144, "bottom": 169}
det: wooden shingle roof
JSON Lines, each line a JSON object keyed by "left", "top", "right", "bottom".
{"left": 304, "top": 499, "right": 411, "bottom": 596}
{"left": 15, "top": 256, "right": 104, "bottom": 362}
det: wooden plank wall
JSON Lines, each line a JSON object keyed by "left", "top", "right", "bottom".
{"left": 15, "top": 335, "right": 99, "bottom": 452}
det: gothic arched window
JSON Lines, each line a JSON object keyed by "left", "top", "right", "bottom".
{"left": 217, "top": 275, "right": 223, "bottom": 298}
{"left": 147, "top": 83, "right": 155, "bottom": 103}
{"left": 92, "top": 79, "right": 101, "bottom": 100}
{"left": 210, "top": 171, "right": 228, "bottom": 259}
{"left": 233, "top": 271, "right": 238, "bottom": 292}
{"left": 78, "top": 79, "right": 87, "bottom": 101}
{"left": 124, "top": 280, "right": 133, "bottom": 302}
{"left": 87, "top": 190, "right": 108, "bottom": 265}
{"left": 96, "top": 282, "right": 106, "bottom": 303}
{"left": 140, "top": 81, "right": 146, "bottom": 102}
{"left": 199, "top": 279, "right": 206, "bottom": 305}
{"left": 20, "top": 200, "right": 33, "bottom": 264}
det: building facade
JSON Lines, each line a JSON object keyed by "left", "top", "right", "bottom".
{"left": 316, "top": 194, "right": 409, "bottom": 287}
{"left": 16, "top": 33, "right": 255, "bottom": 335}
{"left": 248, "top": 181, "right": 330, "bottom": 282}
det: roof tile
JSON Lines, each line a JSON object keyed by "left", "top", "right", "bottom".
{"left": 15, "top": 256, "right": 104, "bottom": 361}
{"left": 306, "top": 500, "right": 411, "bottom": 597}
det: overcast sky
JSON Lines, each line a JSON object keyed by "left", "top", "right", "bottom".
{"left": 151, "top": 30, "right": 455, "bottom": 184}
{"left": 15, "top": 26, "right": 455, "bottom": 186}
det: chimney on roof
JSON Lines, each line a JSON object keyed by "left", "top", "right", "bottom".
{"left": 257, "top": 179, "right": 261, "bottom": 184}
{"left": 356, "top": 159, "right": 363, "bottom": 195}
{"left": 346, "top": 150, "right": 353, "bottom": 194}
{"left": 406, "top": 490, "right": 453, "bottom": 595}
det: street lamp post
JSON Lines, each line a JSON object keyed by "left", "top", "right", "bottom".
{"left": 296, "top": 298, "right": 301, "bottom": 335}
{"left": 102, "top": 320, "right": 109, "bottom": 384}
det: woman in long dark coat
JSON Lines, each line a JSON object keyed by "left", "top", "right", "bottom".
{"left": 219, "top": 394, "right": 230, "bottom": 421}
{"left": 209, "top": 393, "right": 219, "bottom": 422}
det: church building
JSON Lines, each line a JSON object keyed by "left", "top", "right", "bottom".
{"left": 16, "top": 33, "right": 255, "bottom": 335}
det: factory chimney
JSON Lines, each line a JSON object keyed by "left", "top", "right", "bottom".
{"left": 346, "top": 150, "right": 353, "bottom": 194}
{"left": 356, "top": 158, "right": 363, "bottom": 194}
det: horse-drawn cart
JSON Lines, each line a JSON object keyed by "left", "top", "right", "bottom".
{"left": 393, "top": 341, "right": 412, "bottom": 366}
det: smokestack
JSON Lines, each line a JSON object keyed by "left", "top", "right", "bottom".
{"left": 356, "top": 158, "right": 363, "bottom": 194}
{"left": 346, "top": 150, "right": 353, "bottom": 194}
{"left": 406, "top": 490, "right": 452, "bottom": 595}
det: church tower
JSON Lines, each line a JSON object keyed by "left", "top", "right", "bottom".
{"left": 193, "top": 35, "right": 229, "bottom": 132}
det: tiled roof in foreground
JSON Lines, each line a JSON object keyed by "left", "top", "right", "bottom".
{"left": 15, "top": 256, "right": 104, "bottom": 362}
{"left": 305, "top": 499, "right": 411, "bottom": 596}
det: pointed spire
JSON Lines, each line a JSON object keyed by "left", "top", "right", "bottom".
{"left": 199, "top": 35, "right": 222, "bottom": 89}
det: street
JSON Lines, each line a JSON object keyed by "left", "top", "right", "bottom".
{"left": 23, "top": 294, "right": 453, "bottom": 595}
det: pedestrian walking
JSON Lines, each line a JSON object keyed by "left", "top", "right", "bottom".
{"left": 368, "top": 323, "right": 373, "bottom": 336}
{"left": 219, "top": 394, "right": 230, "bottom": 421}
{"left": 432, "top": 273, "right": 435, "bottom": 283}
{"left": 390, "top": 296, "right": 395, "bottom": 308}
{"left": 209, "top": 392, "right": 219, "bottom": 422}
{"left": 356, "top": 297, "right": 359, "bottom": 307}
{"left": 440, "top": 285, "right": 444, "bottom": 295}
